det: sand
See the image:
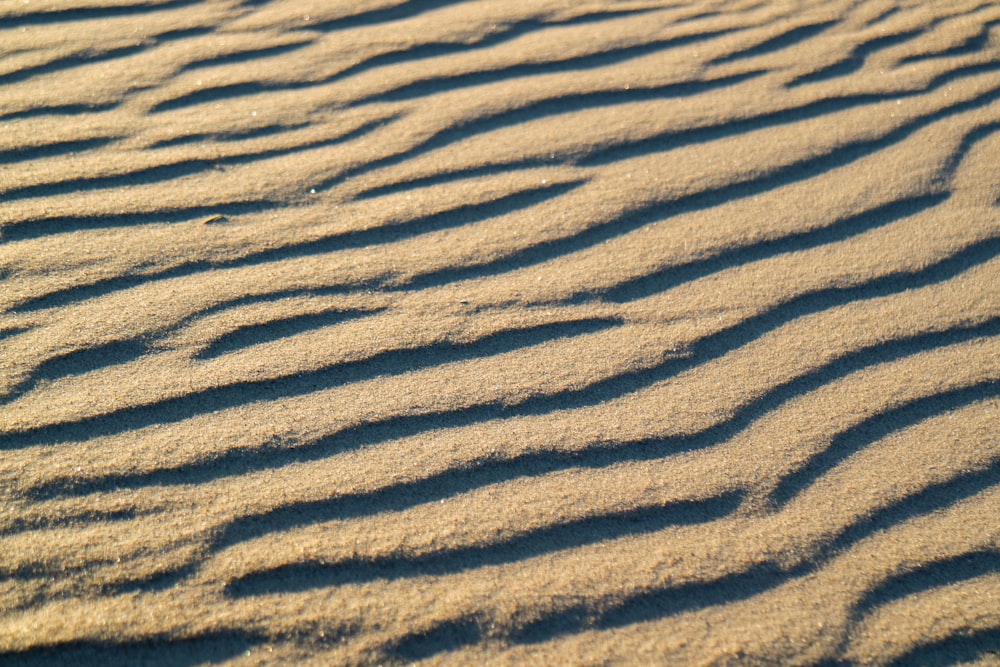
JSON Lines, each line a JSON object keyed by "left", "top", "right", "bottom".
{"left": 1, "top": 0, "right": 999, "bottom": 664}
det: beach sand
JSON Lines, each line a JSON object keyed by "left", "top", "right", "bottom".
{"left": 1, "top": 0, "right": 999, "bottom": 664}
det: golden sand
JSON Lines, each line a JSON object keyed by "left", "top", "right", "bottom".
{"left": 1, "top": 0, "right": 999, "bottom": 664}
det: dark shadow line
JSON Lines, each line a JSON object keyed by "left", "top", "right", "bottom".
{"left": 302, "top": 0, "right": 474, "bottom": 32}
{"left": 938, "top": 120, "right": 1000, "bottom": 182}
{"left": 824, "top": 459, "right": 1000, "bottom": 665}
{"left": 225, "top": 493, "right": 743, "bottom": 597}
{"left": 148, "top": 12, "right": 732, "bottom": 116}
{"left": 206, "top": 317, "right": 1000, "bottom": 551}
{"left": 5, "top": 549, "right": 196, "bottom": 595}
{"left": 13, "top": 68, "right": 990, "bottom": 309}
{"left": 584, "top": 57, "right": 1000, "bottom": 169}
{"left": 329, "top": 7, "right": 666, "bottom": 87}
{"left": 887, "top": 627, "right": 1000, "bottom": 667}
{"left": 179, "top": 40, "right": 313, "bottom": 72}
{"left": 0, "top": 507, "right": 142, "bottom": 537}
{"left": 148, "top": 121, "right": 311, "bottom": 149}
{"left": 578, "top": 92, "right": 895, "bottom": 167}
{"left": 769, "top": 381, "right": 1000, "bottom": 508}
{"left": 787, "top": 28, "right": 924, "bottom": 87}
{"left": 195, "top": 307, "right": 384, "bottom": 360}
{"left": 150, "top": 0, "right": 603, "bottom": 113}
{"left": 511, "top": 560, "right": 814, "bottom": 645}
{"left": 22, "top": 238, "right": 1000, "bottom": 500}
{"left": 593, "top": 85, "right": 961, "bottom": 169}
{"left": 2, "top": 160, "right": 213, "bottom": 203}
{"left": 149, "top": 79, "right": 313, "bottom": 113}
{"left": 673, "top": 10, "right": 720, "bottom": 25}
{"left": 349, "top": 71, "right": 953, "bottom": 204}
{"left": 350, "top": 160, "right": 552, "bottom": 201}
{"left": 840, "top": 470, "right": 1000, "bottom": 667}
{"left": 168, "top": 285, "right": 378, "bottom": 335}
{"left": 0, "top": 339, "right": 150, "bottom": 405}
{"left": 0, "top": 137, "right": 118, "bottom": 165}
{"left": 313, "top": 0, "right": 671, "bottom": 38}
{"left": 142, "top": 26, "right": 217, "bottom": 43}
{"left": 2, "top": 199, "right": 282, "bottom": 248}
{"left": 210, "top": 179, "right": 585, "bottom": 273}
{"left": 317, "top": 70, "right": 763, "bottom": 193}
{"left": 898, "top": 21, "right": 995, "bottom": 65}
{"left": 3, "top": 206, "right": 281, "bottom": 313}
{"left": 552, "top": 7, "right": 675, "bottom": 26}
{"left": 825, "top": 458, "right": 1000, "bottom": 561}
{"left": 0, "top": 44, "right": 148, "bottom": 87}
{"left": 5, "top": 317, "right": 623, "bottom": 456}
{"left": 235, "top": 451, "right": 1000, "bottom": 663}
{"left": 397, "top": 445, "right": 1000, "bottom": 654}
{"left": 393, "top": 80, "right": 1000, "bottom": 294}
{"left": 0, "top": 327, "right": 32, "bottom": 342}
{"left": 238, "top": 113, "right": 397, "bottom": 156}
{"left": 0, "top": 631, "right": 269, "bottom": 667}
{"left": 709, "top": 19, "right": 836, "bottom": 64}
{"left": 854, "top": 550, "right": 1000, "bottom": 619}
{"left": 387, "top": 617, "right": 484, "bottom": 663}
{"left": 866, "top": 6, "right": 899, "bottom": 27}
{"left": 101, "top": 561, "right": 202, "bottom": 597}
{"left": 6, "top": 179, "right": 579, "bottom": 310}
{"left": 0, "top": 0, "right": 204, "bottom": 28}
{"left": 505, "top": 455, "right": 1000, "bottom": 649}
{"left": 0, "top": 116, "right": 395, "bottom": 206}
{"left": 9, "top": 259, "right": 366, "bottom": 319}
{"left": 355, "top": 28, "right": 748, "bottom": 105}
{"left": 401, "top": 189, "right": 945, "bottom": 297}
{"left": 600, "top": 193, "right": 947, "bottom": 302}
{"left": 0, "top": 102, "right": 120, "bottom": 122}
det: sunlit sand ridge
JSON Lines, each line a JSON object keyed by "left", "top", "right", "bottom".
{"left": 1, "top": 0, "right": 999, "bottom": 664}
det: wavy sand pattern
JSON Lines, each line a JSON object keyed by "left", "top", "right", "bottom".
{"left": 2, "top": 0, "right": 1000, "bottom": 664}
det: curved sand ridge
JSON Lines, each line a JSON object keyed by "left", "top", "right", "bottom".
{"left": 1, "top": 0, "right": 999, "bottom": 664}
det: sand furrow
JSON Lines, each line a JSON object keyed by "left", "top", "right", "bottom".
{"left": 2, "top": 1, "right": 999, "bottom": 664}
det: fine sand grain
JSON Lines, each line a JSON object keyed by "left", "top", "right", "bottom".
{"left": 2, "top": 0, "right": 999, "bottom": 664}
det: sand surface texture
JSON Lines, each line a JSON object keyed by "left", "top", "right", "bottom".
{"left": 2, "top": 0, "right": 1000, "bottom": 664}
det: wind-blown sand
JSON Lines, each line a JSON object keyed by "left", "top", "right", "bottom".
{"left": 2, "top": 0, "right": 999, "bottom": 664}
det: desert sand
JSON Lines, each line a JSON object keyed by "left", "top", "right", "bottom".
{"left": 1, "top": 0, "right": 999, "bottom": 664}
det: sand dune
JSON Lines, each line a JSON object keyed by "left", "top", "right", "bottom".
{"left": 2, "top": 0, "right": 999, "bottom": 664}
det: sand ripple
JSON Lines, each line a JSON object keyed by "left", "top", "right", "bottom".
{"left": 1, "top": 0, "right": 999, "bottom": 664}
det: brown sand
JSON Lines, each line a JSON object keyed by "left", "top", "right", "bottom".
{"left": 2, "top": 0, "right": 999, "bottom": 664}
